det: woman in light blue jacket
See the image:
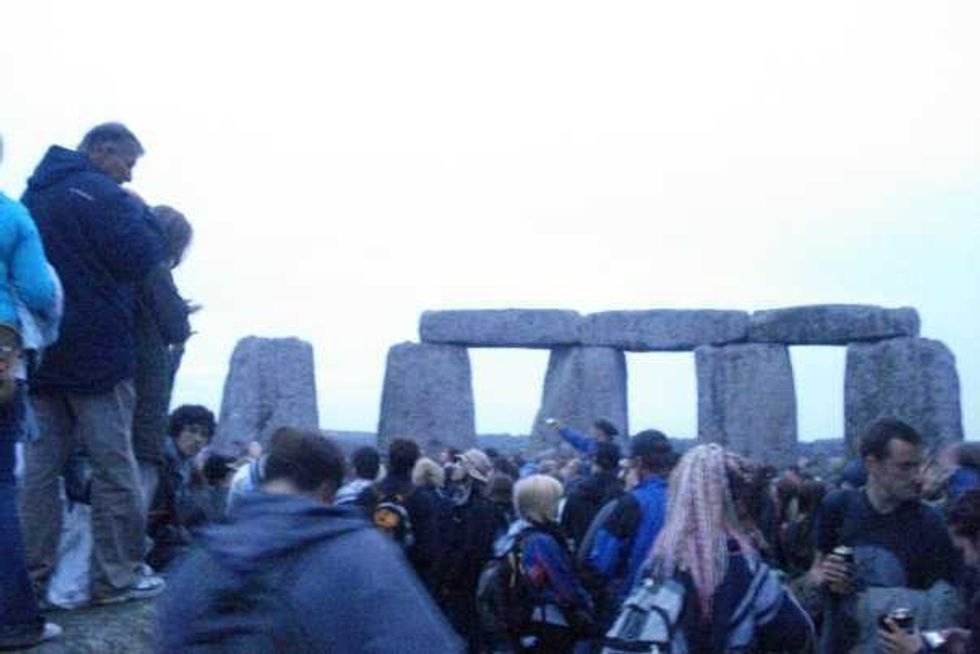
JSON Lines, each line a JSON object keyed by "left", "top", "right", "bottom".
{"left": 0, "top": 134, "right": 62, "bottom": 650}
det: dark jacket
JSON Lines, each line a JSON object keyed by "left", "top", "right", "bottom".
{"left": 132, "top": 264, "right": 191, "bottom": 464}
{"left": 157, "top": 492, "right": 463, "bottom": 653}
{"left": 561, "top": 469, "right": 624, "bottom": 548}
{"left": 356, "top": 471, "right": 442, "bottom": 588}
{"left": 22, "top": 146, "right": 164, "bottom": 394}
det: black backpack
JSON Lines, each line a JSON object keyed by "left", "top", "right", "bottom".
{"left": 372, "top": 488, "right": 415, "bottom": 548}
{"left": 476, "top": 527, "right": 539, "bottom": 640}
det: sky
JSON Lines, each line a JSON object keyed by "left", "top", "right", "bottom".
{"left": 1, "top": 1, "right": 977, "bottom": 441}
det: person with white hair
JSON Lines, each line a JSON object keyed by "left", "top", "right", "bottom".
{"left": 496, "top": 474, "right": 594, "bottom": 652}
{"left": 0, "top": 133, "right": 62, "bottom": 649}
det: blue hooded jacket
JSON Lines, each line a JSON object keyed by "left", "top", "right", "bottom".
{"left": 21, "top": 146, "right": 164, "bottom": 394}
{"left": 0, "top": 192, "right": 57, "bottom": 330}
{"left": 157, "top": 492, "right": 464, "bottom": 653}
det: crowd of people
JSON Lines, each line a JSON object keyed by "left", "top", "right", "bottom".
{"left": 2, "top": 124, "right": 980, "bottom": 654}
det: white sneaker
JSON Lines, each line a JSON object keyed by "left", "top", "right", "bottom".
{"left": 92, "top": 574, "right": 166, "bottom": 606}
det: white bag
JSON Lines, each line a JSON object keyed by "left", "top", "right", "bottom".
{"left": 45, "top": 501, "right": 93, "bottom": 609}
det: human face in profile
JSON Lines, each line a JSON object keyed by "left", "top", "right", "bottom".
{"left": 88, "top": 141, "right": 141, "bottom": 184}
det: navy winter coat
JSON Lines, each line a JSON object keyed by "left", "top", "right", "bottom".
{"left": 22, "top": 146, "right": 164, "bottom": 394}
{"left": 157, "top": 492, "right": 464, "bottom": 653}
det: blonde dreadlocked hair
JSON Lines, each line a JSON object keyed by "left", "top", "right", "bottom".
{"left": 649, "top": 444, "right": 755, "bottom": 618}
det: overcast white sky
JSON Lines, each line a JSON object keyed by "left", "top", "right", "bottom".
{"left": 2, "top": 1, "right": 977, "bottom": 441}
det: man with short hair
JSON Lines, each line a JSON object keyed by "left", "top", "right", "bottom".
{"left": 334, "top": 445, "right": 380, "bottom": 506}
{"left": 586, "top": 430, "right": 673, "bottom": 611}
{"left": 357, "top": 439, "right": 440, "bottom": 588}
{"left": 19, "top": 123, "right": 166, "bottom": 604}
{"left": 158, "top": 428, "right": 463, "bottom": 653}
{"left": 548, "top": 417, "right": 619, "bottom": 457}
{"left": 809, "top": 418, "right": 959, "bottom": 654}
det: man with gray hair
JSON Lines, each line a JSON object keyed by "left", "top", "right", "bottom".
{"left": 19, "top": 123, "right": 167, "bottom": 605}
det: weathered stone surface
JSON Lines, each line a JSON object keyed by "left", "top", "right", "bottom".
{"left": 377, "top": 342, "right": 476, "bottom": 453}
{"left": 212, "top": 337, "right": 319, "bottom": 455}
{"left": 696, "top": 344, "right": 797, "bottom": 467}
{"left": 749, "top": 304, "right": 919, "bottom": 345}
{"left": 420, "top": 309, "right": 582, "bottom": 348}
{"left": 845, "top": 337, "right": 962, "bottom": 451}
{"left": 530, "top": 346, "right": 629, "bottom": 452}
{"left": 25, "top": 600, "right": 154, "bottom": 653}
{"left": 581, "top": 310, "right": 749, "bottom": 351}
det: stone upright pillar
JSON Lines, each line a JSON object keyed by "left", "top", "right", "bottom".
{"left": 695, "top": 343, "right": 797, "bottom": 467}
{"left": 212, "top": 337, "right": 320, "bottom": 455}
{"left": 377, "top": 342, "right": 476, "bottom": 454}
{"left": 530, "top": 346, "right": 629, "bottom": 452}
{"left": 845, "top": 337, "right": 962, "bottom": 452}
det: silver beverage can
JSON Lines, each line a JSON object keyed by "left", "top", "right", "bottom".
{"left": 832, "top": 545, "right": 854, "bottom": 565}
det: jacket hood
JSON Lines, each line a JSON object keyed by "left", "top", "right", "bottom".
{"left": 201, "top": 492, "right": 371, "bottom": 575}
{"left": 494, "top": 518, "right": 533, "bottom": 556}
{"left": 26, "top": 146, "right": 95, "bottom": 191}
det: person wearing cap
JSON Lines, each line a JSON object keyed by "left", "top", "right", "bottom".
{"left": 546, "top": 417, "right": 619, "bottom": 457}
{"left": 0, "top": 133, "right": 62, "bottom": 649}
{"left": 584, "top": 430, "right": 675, "bottom": 616}
{"left": 435, "top": 447, "right": 509, "bottom": 653}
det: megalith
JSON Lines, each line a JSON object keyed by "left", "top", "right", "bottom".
{"left": 749, "top": 304, "right": 920, "bottom": 345}
{"left": 845, "top": 337, "right": 962, "bottom": 452}
{"left": 212, "top": 337, "right": 320, "bottom": 455}
{"left": 377, "top": 342, "right": 476, "bottom": 453}
{"left": 420, "top": 309, "right": 582, "bottom": 348}
{"left": 580, "top": 309, "right": 749, "bottom": 351}
{"left": 695, "top": 344, "right": 797, "bottom": 467}
{"left": 530, "top": 346, "right": 629, "bottom": 452}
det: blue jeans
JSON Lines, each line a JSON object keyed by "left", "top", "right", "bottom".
{"left": 0, "top": 385, "right": 43, "bottom": 640}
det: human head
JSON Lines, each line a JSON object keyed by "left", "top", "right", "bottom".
{"left": 458, "top": 448, "right": 493, "bottom": 485}
{"left": 591, "top": 418, "right": 619, "bottom": 444}
{"left": 388, "top": 438, "right": 421, "bottom": 476}
{"left": 411, "top": 457, "right": 445, "bottom": 489}
{"left": 262, "top": 427, "right": 345, "bottom": 502}
{"left": 488, "top": 471, "right": 514, "bottom": 506}
{"left": 629, "top": 429, "right": 675, "bottom": 477}
{"left": 351, "top": 446, "right": 380, "bottom": 481}
{"left": 948, "top": 490, "right": 980, "bottom": 567}
{"left": 651, "top": 444, "right": 753, "bottom": 616}
{"left": 860, "top": 417, "right": 923, "bottom": 504}
{"left": 595, "top": 442, "right": 621, "bottom": 473}
{"left": 513, "top": 474, "right": 564, "bottom": 524}
{"left": 78, "top": 122, "right": 143, "bottom": 184}
{"left": 168, "top": 404, "right": 216, "bottom": 459}
{"left": 152, "top": 205, "right": 193, "bottom": 267}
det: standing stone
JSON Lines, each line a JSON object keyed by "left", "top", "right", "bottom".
{"left": 213, "top": 337, "right": 319, "bottom": 455}
{"left": 845, "top": 337, "right": 962, "bottom": 452}
{"left": 530, "top": 347, "right": 629, "bottom": 452}
{"left": 580, "top": 310, "right": 749, "bottom": 351}
{"left": 420, "top": 309, "right": 582, "bottom": 348}
{"left": 749, "top": 304, "right": 920, "bottom": 345}
{"left": 695, "top": 344, "right": 797, "bottom": 467}
{"left": 377, "top": 342, "right": 476, "bottom": 453}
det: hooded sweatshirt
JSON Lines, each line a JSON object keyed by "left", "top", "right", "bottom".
{"left": 157, "top": 492, "right": 464, "bottom": 654}
{"left": 22, "top": 146, "right": 164, "bottom": 394}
